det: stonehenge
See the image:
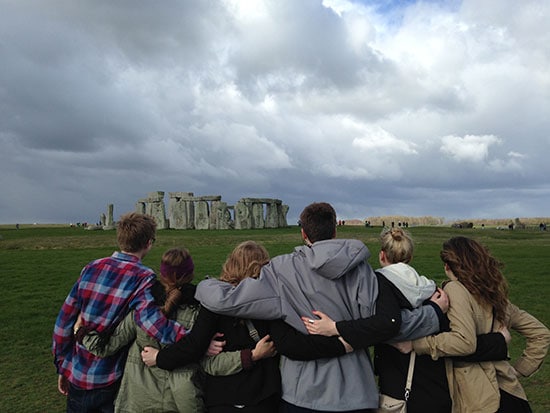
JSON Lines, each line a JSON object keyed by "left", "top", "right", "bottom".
{"left": 132, "top": 191, "right": 289, "bottom": 230}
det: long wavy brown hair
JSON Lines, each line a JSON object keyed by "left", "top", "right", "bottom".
{"left": 440, "top": 236, "right": 509, "bottom": 323}
{"left": 219, "top": 241, "right": 270, "bottom": 286}
{"left": 159, "top": 247, "right": 194, "bottom": 315}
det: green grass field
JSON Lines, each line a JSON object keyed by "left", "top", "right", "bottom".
{"left": 1, "top": 225, "right": 549, "bottom": 412}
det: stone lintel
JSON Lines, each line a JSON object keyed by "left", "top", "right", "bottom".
{"left": 168, "top": 194, "right": 222, "bottom": 202}
{"left": 193, "top": 195, "right": 222, "bottom": 201}
{"left": 169, "top": 192, "right": 195, "bottom": 198}
{"left": 239, "top": 198, "right": 282, "bottom": 204}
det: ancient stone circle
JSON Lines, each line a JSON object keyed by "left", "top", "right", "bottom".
{"left": 99, "top": 191, "right": 289, "bottom": 230}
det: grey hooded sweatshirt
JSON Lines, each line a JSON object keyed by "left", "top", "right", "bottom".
{"left": 377, "top": 262, "right": 436, "bottom": 308}
{"left": 196, "top": 239, "right": 387, "bottom": 411}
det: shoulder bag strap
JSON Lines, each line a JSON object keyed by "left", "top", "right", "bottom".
{"left": 404, "top": 351, "right": 416, "bottom": 401}
{"left": 244, "top": 319, "right": 261, "bottom": 343}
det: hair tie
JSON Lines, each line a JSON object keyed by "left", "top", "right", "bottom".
{"left": 160, "top": 257, "right": 194, "bottom": 279}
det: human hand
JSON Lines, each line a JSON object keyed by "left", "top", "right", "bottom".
{"left": 57, "top": 375, "right": 69, "bottom": 396}
{"left": 73, "top": 313, "right": 84, "bottom": 335}
{"left": 301, "top": 310, "right": 338, "bottom": 336}
{"left": 251, "top": 335, "right": 277, "bottom": 361}
{"left": 430, "top": 287, "right": 449, "bottom": 313}
{"left": 498, "top": 325, "right": 512, "bottom": 345}
{"left": 391, "top": 341, "right": 413, "bottom": 354}
{"left": 141, "top": 346, "right": 159, "bottom": 367}
{"left": 206, "top": 332, "right": 226, "bottom": 356}
{"left": 338, "top": 336, "right": 354, "bottom": 353}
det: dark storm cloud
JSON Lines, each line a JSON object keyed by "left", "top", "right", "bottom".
{"left": 0, "top": 0, "right": 549, "bottom": 224}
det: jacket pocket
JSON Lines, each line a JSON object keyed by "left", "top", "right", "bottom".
{"left": 453, "top": 362, "right": 500, "bottom": 413}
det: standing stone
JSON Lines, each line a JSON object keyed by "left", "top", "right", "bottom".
{"left": 234, "top": 200, "right": 251, "bottom": 229}
{"left": 265, "top": 200, "right": 281, "bottom": 228}
{"left": 280, "top": 204, "right": 289, "bottom": 227}
{"left": 251, "top": 203, "right": 265, "bottom": 229}
{"left": 182, "top": 200, "right": 195, "bottom": 230}
{"left": 210, "top": 200, "right": 220, "bottom": 229}
{"left": 102, "top": 204, "right": 115, "bottom": 230}
{"left": 195, "top": 200, "right": 210, "bottom": 230}
{"left": 106, "top": 204, "right": 114, "bottom": 227}
{"left": 168, "top": 192, "right": 195, "bottom": 229}
{"left": 215, "top": 202, "right": 233, "bottom": 229}
{"left": 144, "top": 191, "right": 169, "bottom": 229}
{"left": 135, "top": 201, "right": 146, "bottom": 215}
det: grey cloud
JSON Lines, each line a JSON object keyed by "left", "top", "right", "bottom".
{"left": 1, "top": 0, "right": 549, "bottom": 225}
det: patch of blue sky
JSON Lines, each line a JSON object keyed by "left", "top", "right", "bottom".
{"left": 352, "top": 0, "right": 462, "bottom": 27}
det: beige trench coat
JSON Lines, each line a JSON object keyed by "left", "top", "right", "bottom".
{"left": 413, "top": 280, "right": 550, "bottom": 413}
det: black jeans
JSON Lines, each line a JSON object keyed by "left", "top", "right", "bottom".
{"left": 66, "top": 380, "right": 120, "bottom": 413}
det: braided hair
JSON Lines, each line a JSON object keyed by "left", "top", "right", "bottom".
{"left": 159, "top": 247, "right": 195, "bottom": 316}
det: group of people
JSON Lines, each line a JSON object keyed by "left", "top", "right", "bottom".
{"left": 53, "top": 203, "right": 550, "bottom": 413}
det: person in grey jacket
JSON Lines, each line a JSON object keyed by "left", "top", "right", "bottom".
{"left": 195, "top": 202, "right": 443, "bottom": 413}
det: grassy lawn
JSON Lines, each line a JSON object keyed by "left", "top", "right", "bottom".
{"left": 0, "top": 225, "right": 548, "bottom": 412}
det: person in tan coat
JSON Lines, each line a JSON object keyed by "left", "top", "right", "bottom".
{"left": 409, "top": 236, "right": 550, "bottom": 413}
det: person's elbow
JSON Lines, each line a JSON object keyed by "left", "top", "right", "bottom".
{"left": 387, "top": 314, "right": 402, "bottom": 338}
{"left": 381, "top": 313, "right": 402, "bottom": 341}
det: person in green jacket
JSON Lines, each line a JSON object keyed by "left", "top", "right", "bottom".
{"left": 82, "top": 246, "right": 205, "bottom": 413}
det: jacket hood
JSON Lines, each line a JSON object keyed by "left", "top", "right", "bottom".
{"left": 377, "top": 262, "right": 436, "bottom": 308}
{"left": 295, "top": 238, "right": 370, "bottom": 280}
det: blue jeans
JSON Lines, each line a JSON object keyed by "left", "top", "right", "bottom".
{"left": 67, "top": 381, "right": 120, "bottom": 413}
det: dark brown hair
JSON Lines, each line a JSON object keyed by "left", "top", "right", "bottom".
{"left": 299, "top": 202, "right": 336, "bottom": 243}
{"left": 219, "top": 241, "right": 270, "bottom": 286}
{"left": 159, "top": 247, "right": 194, "bottom": 315}
{"left": 116, "top": 212, "right": 157, "bottom": 253}
{"left": 440, "top": 236, "right": 509, "bottom": 323}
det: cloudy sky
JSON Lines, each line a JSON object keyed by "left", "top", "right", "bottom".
{"left": 1, "top": 0, "right": 549, "bottom": 225}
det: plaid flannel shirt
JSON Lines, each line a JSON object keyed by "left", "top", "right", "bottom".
{"left": 52, "top": 251, "right": 187, "bottom": 389}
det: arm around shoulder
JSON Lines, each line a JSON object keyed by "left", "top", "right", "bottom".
{"left": 335, "top": 273, "right": 401, "bottom": 349}
{"left": 82, "top": 311, "right": 137, "bottom": 357}
{"left": 132, "top": 281, "right": 186, "bottom": 344}
{"left": 195, "top": 265, "right": 283, "bottom": 320}
{"left": 156, "top": 306, "right": 218, "bottom": 371}
{"left": 413, "top": 281, "right": 478, "bottom": 358}
{"left": 389, "top": 303, "right": 442, "bottom": 342}
{"left": 202, "top": 350, "right": 244, "bottom": 376}
{"left": 269, "top": 319, "right": 346, "bottom": 360}
{"left": 455, "top": 332, "right": 508, "bottom": 362}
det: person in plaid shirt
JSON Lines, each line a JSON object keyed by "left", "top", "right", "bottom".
{"left": 52, "top": 212, "right": 188, "bottom": 413}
